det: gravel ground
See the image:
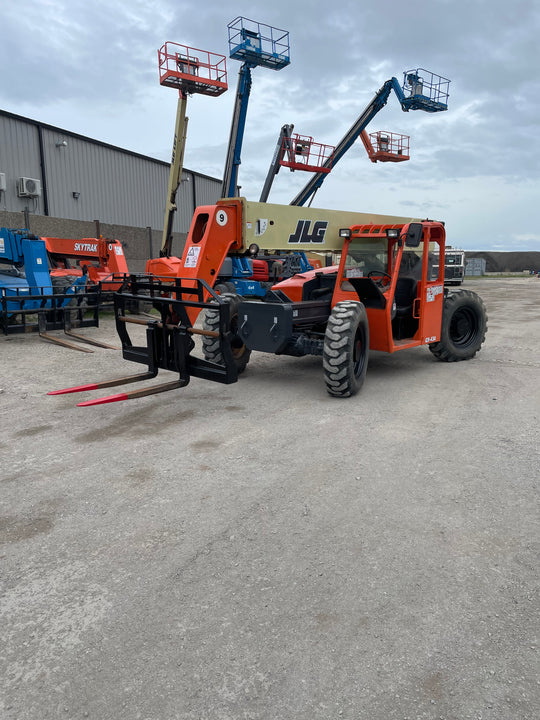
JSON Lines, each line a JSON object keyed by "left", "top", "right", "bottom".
{"left": 1, "top": 277, "right": 539, "bottom": 720}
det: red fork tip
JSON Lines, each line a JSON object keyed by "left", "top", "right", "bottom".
{"left": 48, "top": 383, "right": 99, "bottom": 395}
{"left": 77, "top": 392, "right": 129, "bottom": 407}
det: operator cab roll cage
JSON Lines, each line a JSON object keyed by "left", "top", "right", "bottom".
{"left": 337, "top": 221, "right": 443, "bottom": 338}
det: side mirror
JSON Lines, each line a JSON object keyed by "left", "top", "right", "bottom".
{"left": 405, "top": 222, "right": 423, "bottom": 247}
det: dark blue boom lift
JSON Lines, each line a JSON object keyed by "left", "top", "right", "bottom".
{"left": 221, "top": 17, "right": 290, "bottom": 199}
{"left": 290, "top": 68, "right": 450, "bottom": 207}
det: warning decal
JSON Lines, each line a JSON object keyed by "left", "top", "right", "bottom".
{"left": 427, "top": 284, "right": 444, "bottom": 302}
{"left": 184, "top": 246, "right": 201, "bottom": 268}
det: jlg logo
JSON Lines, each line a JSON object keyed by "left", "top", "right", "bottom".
{"left": 288, "top": 220, "right": 328, "bottom": 244}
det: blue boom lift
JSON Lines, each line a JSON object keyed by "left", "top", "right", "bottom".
{"left": 221, "top": 17, "right": 290, "bottom": 199}
{"left": 290, "top": 68, "right": 450, "bottom": 207}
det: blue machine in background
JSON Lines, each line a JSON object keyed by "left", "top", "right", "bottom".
{"left": 0, "top": 227, "right": 88, "bottom": 312}
{"left": 218, "top": 252, "right": 314, "bottom": 299}
{"left": 221, "top": 17, "right": 290, "bottom": 200}
{"left": 0, "top": 227, "right": 93, "bottom": 342}
{"left": 290, "top": 69, "right": 450, "bottom": 207}
{"left": 0, "top": 227, "right": 54, "bottom": 312}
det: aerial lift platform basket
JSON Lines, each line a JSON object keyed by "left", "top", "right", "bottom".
{"left": 158, "top": 42, "right": 228, "bottom": 96}
{"left": 280, "top": 134, "right": 336, "bottom": 174}
{"left": 401, "top": 68, "right": 450, "bottom": 112}
{"left": 227, "top": 17, "right": 290, "bottom": 70}
{"left": 361, "top": 130, "right": 410, "bottom": 163}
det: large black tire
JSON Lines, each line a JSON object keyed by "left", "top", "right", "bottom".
{"left": 126, "top": 290, "right": 153, "bottom": 315}
{"left": 214, "top": 282, "right": 236, "bottom": 295}
{"left": 323, "top": 301, "right": 369, "bottom": 398}
{"left": 202, "top": 292, "right": 251, "bottom": 374}
{"left": 51, "top": 275, "right": 78, "bottom": 296}
{"left": 429, "top": 289, "right": 487, "bottom": 362}
{"left": 51, "top": 275, "right": 81, "bottom": 320}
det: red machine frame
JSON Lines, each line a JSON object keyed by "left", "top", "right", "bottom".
{"left": 42, "top": 236, "right": 129, "bottom": 292}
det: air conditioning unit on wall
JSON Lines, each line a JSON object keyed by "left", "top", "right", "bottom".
{"left": 18, "top": 177, "right": 42, "bottom": 197}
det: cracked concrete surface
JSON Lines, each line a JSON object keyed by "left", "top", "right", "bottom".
{"left": 1, "top": 277, "right": 539, "bottom": 719}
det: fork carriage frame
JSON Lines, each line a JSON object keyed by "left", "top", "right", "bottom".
{"left": 114, "top": 275, "right": 239, "bottom": 387}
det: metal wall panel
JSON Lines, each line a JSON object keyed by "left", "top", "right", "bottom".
{"left": 42, "top": 128, "right": 172, "bottom": 229}
{"left": 193, "top": 173, "right": 224, "bottom": 207}
{"left": 0, "top": 111, "right": 222, "bottom": 233}
{"left": 0, "top": 114, "right": 44, "bottom": 217}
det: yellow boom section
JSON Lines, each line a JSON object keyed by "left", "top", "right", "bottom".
{"left": 218, "top": 198, "right": 421, "bottom": 253}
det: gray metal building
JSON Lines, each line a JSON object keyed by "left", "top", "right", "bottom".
{"left": 0, "top": 109, "right": 222, "bottom": 268}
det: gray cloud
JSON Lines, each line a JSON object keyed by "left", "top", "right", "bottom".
{"left": 1, "top": 0, "right": 538, "bottom": 250}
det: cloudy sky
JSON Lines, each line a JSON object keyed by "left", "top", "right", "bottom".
{"left": 2, "top": 0, "right": 539, "bottom": 251}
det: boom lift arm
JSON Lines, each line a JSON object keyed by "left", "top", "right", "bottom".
{"left": 259, "top": 124, "right": 294, "bottom": 202}
{"left": 161, "top": 92, "right": 189, "bottom": 257}
{"left": 291, "top": 69, "right": 449, "bottom": 207}
{"left": 221, "top": 62, "right": 255, "bottom": 199}
{"left": 291, "top": 78, "right": 403, "bottom": 207}
{"left": 156, "top": 41, "right": 228, "bottom": 258}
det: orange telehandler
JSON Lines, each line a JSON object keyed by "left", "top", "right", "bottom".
{"left": 49, "top": 36, "right": 484, "bottom": 404}
{"left": 49, "top": 198, "right": 487, "bottom": 404}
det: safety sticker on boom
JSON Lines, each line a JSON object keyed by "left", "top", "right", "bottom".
{"left": 184, "top": 246, "right": 201, "bottom": 268}
{"left": 255, "top": 219, "right": 268, "bottom": 237}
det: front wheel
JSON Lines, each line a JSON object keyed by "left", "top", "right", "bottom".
{"left": 202, "top": 292, "right": 251, "bottom": 374}
{"left": 429, "top": 289, "right": 487, "bottom": 362}
{"left": 323, "top": 301, "right": 369, "bottom": 398}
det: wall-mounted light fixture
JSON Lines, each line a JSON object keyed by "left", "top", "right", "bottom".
{"left": 56, "top": 140, "right": 68, "bottom": 148}
{"left": 72, "top": 191, "right": 80, "bottom": 199}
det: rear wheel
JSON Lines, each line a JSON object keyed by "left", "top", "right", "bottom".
{"left": 203, "top": 292, "right": 251, "bottom": 374}
{"left": 429, "top": 289, "right": 487, "bottom": 362}
{"left": 214, "top": 282, "right": 236, "bottom": 295}
{"left": 51, "top": 275, "right": 78, "bottom": 295}
{"left": 323, "top": 301, "right": 369, "bottom": 398}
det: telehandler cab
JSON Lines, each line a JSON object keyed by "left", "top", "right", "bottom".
{"left": 49, "top": 200, "right": 487, "bottom": 405}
